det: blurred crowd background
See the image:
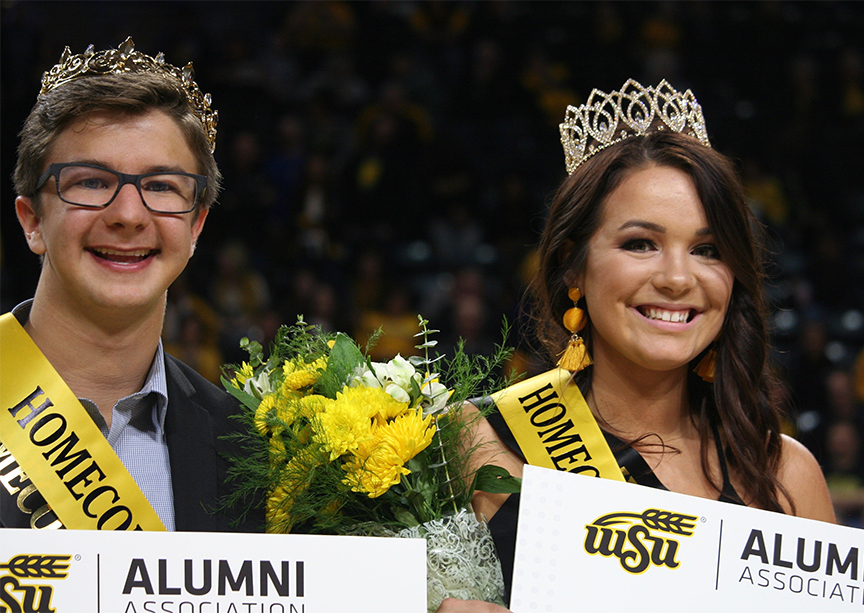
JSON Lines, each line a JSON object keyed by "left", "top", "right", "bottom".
{"left": 2, "top": 1, "right": 863, "bottom": 524}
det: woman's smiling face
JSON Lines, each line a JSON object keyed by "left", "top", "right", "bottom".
{"left": 574, "top": 164, "right": 734, "bottom": 375}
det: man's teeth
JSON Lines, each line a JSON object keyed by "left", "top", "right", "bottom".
{"left": 92, "top": 248, "right": 152, "bottom": 262}
{"left": 95, "top": 248, "right": 150, "bottom": 257}
{"left": 645, "top": 308, "right": 690, "bottom": 323}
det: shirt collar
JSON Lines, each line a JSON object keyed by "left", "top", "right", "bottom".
{"left": 11, "top": 298, "right": 169, "bottom": 430}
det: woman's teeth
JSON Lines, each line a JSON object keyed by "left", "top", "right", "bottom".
{"left": 642, "top": 308, "right": 691, "bottom": 323}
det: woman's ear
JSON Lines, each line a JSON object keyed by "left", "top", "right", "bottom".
{"left": 559, "top": 238, "right": 575, "bottom": 263}
{"left": 559, "top": 239, "right": 584, "bottom": 289}
{"left": 16, "top": 196, "right": 46, "bottom": 255}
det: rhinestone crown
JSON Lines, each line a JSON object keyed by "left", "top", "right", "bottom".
{"left": 39, "top": 37, "right": 218, "bottom": 152}
{"left": 559, "top": 79, "right": 710, "bottom": 174}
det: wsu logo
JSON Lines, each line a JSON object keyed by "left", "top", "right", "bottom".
{"left": 0, "top": 554, "right": 70, "bottom": 613}
{"left": 584, "top": 508, "right": 697, "bottom": 574}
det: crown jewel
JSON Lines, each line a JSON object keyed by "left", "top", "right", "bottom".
{"left": 39, "top": 37, "right": 218, "bottom": 152}
{"left": 559, "top": 79, "right": 710, "bottom": 174}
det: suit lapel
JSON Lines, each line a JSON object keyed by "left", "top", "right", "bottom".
{"left": 164, "top": 356, "right": 221, "bottom": 531}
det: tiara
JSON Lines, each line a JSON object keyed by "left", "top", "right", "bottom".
{"left": 39, "top": 37, "right": 218, "bottom": 152}
{"left": 559, "top": 79, "right": 710, "bottom": 174}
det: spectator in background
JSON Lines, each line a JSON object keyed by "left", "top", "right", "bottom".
{"left": 356, "top": 285, "right": 421, "bottom": 361}
{"left": 824, "top": 420, "right": 864, "bottom": 527}
{"left": 209, "top": 240, "right": 272, "bottom": 365}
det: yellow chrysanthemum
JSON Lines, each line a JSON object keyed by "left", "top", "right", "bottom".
{"left": 343, "top": 409, "right": 436, "bottom": 498}
{"left": 312, "top": 403, "right": 372, "bottom": 462}
{"left": 343, "top": 447, "right": 410, "bottom": 498}
{"left": 373, "top": 389, "right": 411, "bottom": 425}
{"left": 381, "top": 409, "right": 436, "bottom": 462}
{"left": 281, "top": 356, "right": 327, "bottom": 393}
{"left": 254, "top": 393, "right": 279, "bottom": 435}
{"left": 296, "top": 394, "right": 327, "bottom": 419}
{"left": 231, "top": 361, "right": 255, "bottom": 388}
{"left": 312, "top": 386, "right": 407, "bottom": 461}
{"left": 256, "top": 391, "right": 313, "bottom": 434}
{"left": 266, "top": 448, "right": 319, "bottom": 533}
{"left": 268, "top": 433, "right": 286, "bottom": 457}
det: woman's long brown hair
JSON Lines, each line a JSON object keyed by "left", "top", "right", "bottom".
{"left": 527, "top": 129, "right": 791, "bottom": 513}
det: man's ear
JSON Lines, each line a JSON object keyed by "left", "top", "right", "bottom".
{"left": 189, "top": 207, "right": 209, "bottom": 257}
{"left": 16, "top": 196, "right": 46, "bottom": 255}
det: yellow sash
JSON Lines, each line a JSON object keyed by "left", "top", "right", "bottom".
{"left": 491, "top": 368, "right": 625, "bottom": 481}
{"left": 0, "top": 313, "right": 166, "bottom": 530}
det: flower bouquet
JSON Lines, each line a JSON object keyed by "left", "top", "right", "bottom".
{"left": 221, "top": 316, "right": 520, "bottom": 612}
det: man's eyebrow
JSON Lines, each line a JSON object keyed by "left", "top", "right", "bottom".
{"left": 62, "top": 158, "right": 107, "bottom": 168}
{"left": 58, "top": 160, "right": 192, "bottom": 174}
{"left": 144, "top": 165, "right": 194, "bottom": 174}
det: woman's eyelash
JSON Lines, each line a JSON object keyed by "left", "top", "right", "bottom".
{"left": 620, "top": 238, "right": 655, "bottom": 251}
{"left": 619, "top": 238, "right": 722, "bottom": 259}
{"left": 693, "top": 243, "right": 722, "bottom": 259}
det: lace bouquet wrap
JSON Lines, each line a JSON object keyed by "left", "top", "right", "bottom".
{"left": 222, "top": 317, "right": 519, "bottom": 611}
{"left": 400, "top": 508, "right": 506, "bottom": 610}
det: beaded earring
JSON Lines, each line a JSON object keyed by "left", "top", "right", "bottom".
{"left": 557, "top": 287, "right": 593, "bottom": 372}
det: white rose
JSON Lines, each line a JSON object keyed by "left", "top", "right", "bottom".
{"left": 244, "top": 370, "right": 274, "bottom": 399}
{"left": 370, "top": 362, "right": 391, "bottom": 383}
{"left": 349, "top": 363, "right": 383, "bottom": 389}
{"left": 422, "top": 379, "right": 451, "bottom": 415}
{"left": 385, "top": 355, "right": 416, "bottom": 389}
{"left": 385, "top": 383, "right": 411, "bottom": 404}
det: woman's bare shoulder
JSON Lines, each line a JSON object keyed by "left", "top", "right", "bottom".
{"left": 462, "top": 401, "right": 525, "bottom": 521}
{"left": 777, "top": 434, "right": 835, "bottom": 523}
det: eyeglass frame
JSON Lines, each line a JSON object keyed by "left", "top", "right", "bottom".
{"left": 35, "top": 162, "right": 208, "bottom": 214}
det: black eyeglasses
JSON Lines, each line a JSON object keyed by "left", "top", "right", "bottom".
{"left": 36, "top": 163, "right": 207, "bottom": 214}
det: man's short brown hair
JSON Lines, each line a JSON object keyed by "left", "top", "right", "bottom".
{"left": 14, "top": 71, "right": 221, "bottom": 216}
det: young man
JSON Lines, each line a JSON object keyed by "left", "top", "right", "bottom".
{"left": 0, "top": 38, "right": 261, "bottom": 532}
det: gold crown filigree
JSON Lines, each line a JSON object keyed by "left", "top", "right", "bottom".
{"left": 39, "top": 37, "right": 218, "bottom": 152}
{"left": 559, "top": 79, "right": 710, "bottom": 174}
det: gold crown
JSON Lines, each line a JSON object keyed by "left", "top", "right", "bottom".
{"left": 559, "top": 79, "right": 710, "bottom": 174}
{"left": 39, "top": 37, "right": 218, "bottom": 152}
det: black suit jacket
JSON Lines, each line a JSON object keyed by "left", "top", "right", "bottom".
{"left": 164, "top": 354, "right": 263, "bottom": 532}
{"left": 0, "top": 353, "right": 263, "bottom": 532}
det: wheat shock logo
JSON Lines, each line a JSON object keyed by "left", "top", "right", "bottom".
{"left": 0, "top": 554, "right": 71, "bottom": 613}
{"left": 584, "top": 508, "right": 698, "bottom": 574}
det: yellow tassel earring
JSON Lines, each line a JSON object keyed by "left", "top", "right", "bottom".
{"left": 557, "top": 287, "right": 593, "bottom": 372}
{"left": 694, "top": 345, "right": 717, "bottom": 382}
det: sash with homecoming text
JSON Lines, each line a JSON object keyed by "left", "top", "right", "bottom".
{"left": 490, "top": 369, "right": 626, "bottom": 481}
{"left": 0, "top": 312, "right": 166, "bottom": 530}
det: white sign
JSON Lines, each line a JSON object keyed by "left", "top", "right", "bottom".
{"left": 513, "top": 464, "right": 862, "bottom": 612}
{"left": 0, "top": 528, "right": 427, "bottom": 613}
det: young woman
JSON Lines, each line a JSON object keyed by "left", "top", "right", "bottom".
{"left": 437, "top": 80, "right": 834, "bottom": 613}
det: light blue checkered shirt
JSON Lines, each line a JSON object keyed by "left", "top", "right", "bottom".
{"left": 13, "top": 300, "right": 175, "bottom": 530}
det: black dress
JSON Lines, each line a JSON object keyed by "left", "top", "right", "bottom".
{"left": 485, "top": 410, "right": 744, "bottom": 605}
